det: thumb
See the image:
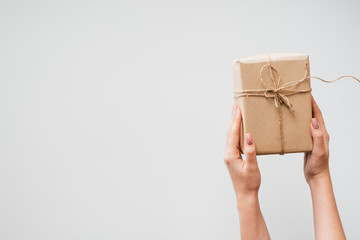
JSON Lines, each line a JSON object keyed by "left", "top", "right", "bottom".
{"left": 244, "top": 133, "right": 257, "bottom": 163}
{"left": 310, "top": 117, "right": 325, "bottom": 151}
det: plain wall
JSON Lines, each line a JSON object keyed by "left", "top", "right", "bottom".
{"left": 0, "top": 0, "right": 359, "bottom": 239}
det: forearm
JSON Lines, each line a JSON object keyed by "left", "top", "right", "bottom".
{"left": 237, "top": 194, "right": 270, "bottom": 240}
{"left": 309, "top": 173, "right": 346, "bottom": 240}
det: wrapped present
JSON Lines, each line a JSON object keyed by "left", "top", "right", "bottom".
{"left": 233, "top": 53, "right": 313, "bottom": 155}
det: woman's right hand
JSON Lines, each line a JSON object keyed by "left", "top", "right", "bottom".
{"left": 304, "top": 95, "right": 346, "bottom": 240}
{"left": 304, "top": 95, "right": 330, "bottom": 184}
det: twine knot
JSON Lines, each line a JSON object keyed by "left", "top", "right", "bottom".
{"left": 259, "top": 62, "right": 303, "bottom": 112}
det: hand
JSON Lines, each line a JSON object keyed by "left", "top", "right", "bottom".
{"left": 304, "top": 96, "right": 346, "bottom": 240}
{"left": 304, "top": 96, "right": 330, "bottom": 184}
{"left": 224, "top": 104, "right": 261, "bottom": 201}
{"left": 224, "top": 105, "right": 271, "bottom": 240}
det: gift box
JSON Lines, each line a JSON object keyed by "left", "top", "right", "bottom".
{"left": 233, "top": 53, "right": 313, "bottom": 155}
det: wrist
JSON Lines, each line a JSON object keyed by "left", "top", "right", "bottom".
{"left": 236, "top": 192, "right": 259, "bottom": 210}
{"left": 308, "top": 170, "right": 331, "bottom": 188}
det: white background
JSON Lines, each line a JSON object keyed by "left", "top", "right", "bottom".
{"left": 1, "top": 0, "right": 360, "bottom": 239}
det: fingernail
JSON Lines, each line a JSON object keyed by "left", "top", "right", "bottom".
{"left": 312, "top": 118, "right": 319, "bottom": 129}
{"left": 246, "top": 133, "right": 253, "bottom": 145}
{"left": 232, "top": 105, "right": 236, "bottom": 115}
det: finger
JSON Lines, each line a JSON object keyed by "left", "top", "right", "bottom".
{"left": 230, "top": 105, "right": 243, "bottom": 160}
{"left": 310, "top": 118, "right": 325, "bottom": 153}
{"left": 224, "top": 105, "right": 242, "bottom": 165}
{"left": 226, "top": 105, "right": 242, "bottom": 151}
{"left": 311, "top": 95, "right": 330, "bottom": 139}
{"left": 227, "top": 105, "right": 237, "bottom": 135}
{"left": 243, "top": 133, "right": 257, "bottom": 164}
{"left": 311, "top": 95, "right": 326, "bottom": 129}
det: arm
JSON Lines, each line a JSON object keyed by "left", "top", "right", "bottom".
{"left": 224, "top": 104, "right": 270, "bottom": 240}
{"left": 304, "top": 96, "right": 346, "bottom": 240}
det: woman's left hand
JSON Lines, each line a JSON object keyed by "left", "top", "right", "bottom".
{"left": 224, "top": 105, "right": 261, "bottom": 201}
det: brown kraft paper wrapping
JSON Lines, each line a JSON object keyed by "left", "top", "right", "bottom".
{"left": 233, "top": 53, "right": 313, "bottom": 155}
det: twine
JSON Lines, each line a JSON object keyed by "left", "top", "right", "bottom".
{"left": 233, "top": 55, "right": 360, "bottom": 154}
